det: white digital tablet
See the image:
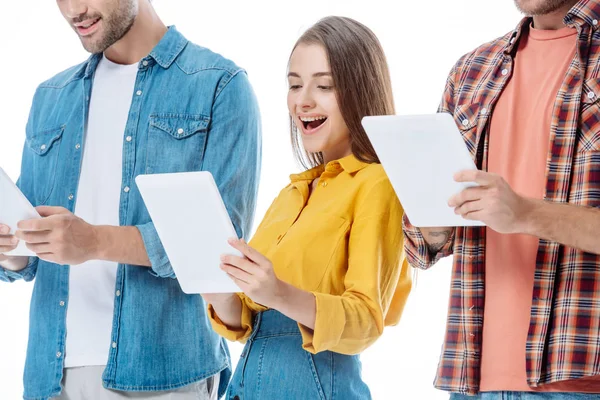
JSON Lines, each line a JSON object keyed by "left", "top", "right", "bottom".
{"left": 0, "top": 167, "right": 41, "bottom": 257}
{"left": 136, "top": 171, "right": 242, "bottom": 294}
{"left": 362, "top": 113, "right": 484, "bottom": 227}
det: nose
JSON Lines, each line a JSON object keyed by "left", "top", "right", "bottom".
{"left": 297, "top": 87, "right": 316, "bottom": 111}
{"left": 60, "top": 0, "right": 88, "bottom": 20}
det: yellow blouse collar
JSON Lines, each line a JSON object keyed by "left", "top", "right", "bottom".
{"left": 289, "top": 154, "right": 370, "bottom": 182}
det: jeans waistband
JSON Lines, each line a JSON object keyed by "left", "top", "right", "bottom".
{"left": 249, "top": 309, "right": 302, "bottom": 340}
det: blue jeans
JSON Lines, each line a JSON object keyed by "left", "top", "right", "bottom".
{"left": 227, "top": 310, "right": 371, "bottom": 400}
{"left": 451, "top": 392, "right": 600, "bottom": 399}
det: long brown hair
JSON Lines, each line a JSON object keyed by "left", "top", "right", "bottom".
{"left": 289, "top": 16, "right": 395, "bottom": 169}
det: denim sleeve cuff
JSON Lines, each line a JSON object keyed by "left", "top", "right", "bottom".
{"left": 0, "top": 257, "right": 38, "bottom": 282}
{"left": 207, "top": 293, "right": 255, "bottom": 343}
{"left": 136, "top": 222, "right": 175, "bottom": 279}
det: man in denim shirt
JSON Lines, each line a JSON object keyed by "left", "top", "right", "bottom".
{"left": 0, "top": 0, "right": 261, "bottom": 399}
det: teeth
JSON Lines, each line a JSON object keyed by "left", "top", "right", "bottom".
{"left": 299, "top": 116, "right": 327, "bottom": 122}
{"left": 81, "top": 19, "right": 98, "bottom": 28}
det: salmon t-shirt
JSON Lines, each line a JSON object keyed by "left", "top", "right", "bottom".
{"left": 480, "top": 24, "right": 600, "bottom": 392}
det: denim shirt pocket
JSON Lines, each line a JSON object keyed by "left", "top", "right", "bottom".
{"left": 145, "top": 114, "right": 210, "bottom": 174}
{"left": 24, "top": 125, "right": 65, "bottom": 204}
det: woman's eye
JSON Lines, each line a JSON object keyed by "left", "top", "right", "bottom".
{"left": 317, "top": 85, "right": 333, "bottom": 91}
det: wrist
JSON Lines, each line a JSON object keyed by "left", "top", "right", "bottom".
{"left": 0, "top": 255, "right": 29, "bottom": 272}
{"left": 270, "top": 280, "right": 292, "bottom": 310}
{"left": 92, "top": 225, "right": 109, "bottom": 261}
{"left": 206, "top": 293, "right": 239, "bottom": 307}
{"left": 518, "top": 197, "right": 545, "bottom": 235}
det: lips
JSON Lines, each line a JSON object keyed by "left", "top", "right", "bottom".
{"left": 298, "top": 115, "right": 328, "bottom": 135}
{"left": 74, "top": 18, "right": 101, "bottom": 37}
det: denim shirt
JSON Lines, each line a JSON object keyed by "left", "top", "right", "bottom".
{"left": 0, "top": 27, "right": 262, "bottom": 400}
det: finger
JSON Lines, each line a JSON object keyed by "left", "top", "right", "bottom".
{"left": 227, "top": 238, "right": 269, "bottom": 265}
{"left": 17, "top": 217, "right": 54, "bottom": 232}
{"left": 454, "top": 200, "right": 484, "bottom": 217}
{"left": 225, "top": 273, "right": 250, "bottom": 293}
{"left": 0, "top": 236, "right": 19, "bottom": 247}
{"left": 448, "top": 187, "right": 486, "bottom": 207}
{"left": 15, "top": 230, "right": 52, "bottom": 244}
{"left": 0, "top": 225, "right": 10, "bottom": 235}
{"left": 0, "top": 245, "right": 18, "bottom": 254}
{"left": 461, "top": 210, "right": 485, "bottom": 221}
{"left": 221, "top": 263, "right": 252, "bottom": 284}
{"left": 220, "top": 255, "right": 261, "bottom": 275}
{"left": 35, "top": 206, "right": 71, "bottom": 217}
{"left": 453, "top": 170, "right": 496, "bottom": 186}
{"left": 25, "top": 242, "right": 52, "bottom": 254}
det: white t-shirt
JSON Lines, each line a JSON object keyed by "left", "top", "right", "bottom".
{"left": 64, "top": 56, "right": 139, "bottom": 368}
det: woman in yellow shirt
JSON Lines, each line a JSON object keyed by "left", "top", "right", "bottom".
{"left": 202, "top": 16, "right": 411, "bottom": 400}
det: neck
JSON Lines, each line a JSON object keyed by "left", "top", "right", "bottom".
{"left": 532, "top": 0, "right": 578, "bottom": 30}
{"left": 322, "top": 149, "right": 353, "bottom": 165}
{"left": 104, "top": 1, "right": 167, "bottom": 65}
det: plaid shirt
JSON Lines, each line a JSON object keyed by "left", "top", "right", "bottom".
{"left": 403, "top": 0, "right": 600, "bottom": 395}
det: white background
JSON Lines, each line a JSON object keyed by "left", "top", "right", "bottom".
{"left": 0, "top": 1, "right": 521, "bottom": 399}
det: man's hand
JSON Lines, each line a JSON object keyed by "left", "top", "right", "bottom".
{"left": 449, "top": 170, "right": 534, "bottom": 234}
{"left": 0, "top": 224, "right": 29, "bottom": 271}
{"left": 15, "top": 206, "right": 100, "bottom": 265}
{"left": 0, "top": 224, "right": 19, "bottom": 256}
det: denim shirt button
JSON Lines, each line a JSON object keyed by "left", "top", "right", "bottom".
{"left": 68, "top": 194, "right": 74, "bottom": 201}
{"left": 75, "top": 143, "right": 81, "bottom": 150}
{"left": 136, "top": 90, "right": 142, "bottom": 96}
{"left": 116, "top": 290, "right": 121, "bottom": 297}
{"left": 126, "top": 136, "right": 132, "bottom": 142}
{"left": 112, "top": 342, "right": 117, "bottom": 349}
{"left": 123, "top": 186, "right": 130, "bottom": 193}
{"left": 56, "top": 352, "right": 61, "bottom": 358}
{"left": 59, "top": 301, "right": 65, "bottom": 307}
{"left": 40, "top": 144, "right": 47, "bottom": 151}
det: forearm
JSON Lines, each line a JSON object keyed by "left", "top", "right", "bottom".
{"left": 272, "top": 282, "right": 316, "bottom": 330}
{"left": 94, "top": 225, "right": 151, "bottom": 266}
{"left": 208, "top": 294, "right": 244, "bottom": 329}
{"left": 522, "top": 199, "right": 600, "bottom": 254}
{"left": 419, "top": 227, "right": 455, "bottom": 256}
{"left": 403, "top": 214, "right": 455, "bottom": 270}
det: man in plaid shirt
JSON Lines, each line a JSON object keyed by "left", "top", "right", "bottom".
{"left": 403, "top": 0, "right": 600, "bottom": 398}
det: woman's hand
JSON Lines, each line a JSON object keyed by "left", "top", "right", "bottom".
{"left": 220, "top": 238, "right": 287, "bottom": 309}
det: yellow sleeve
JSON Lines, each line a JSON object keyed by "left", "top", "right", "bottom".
{"left": 207, "top": 293, "right": 266, "bottom": 343}
{"left": 299, "top": 178, "right": 412, "bottom": 354}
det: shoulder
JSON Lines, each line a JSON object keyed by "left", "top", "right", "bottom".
{"left": 449, "top": 30, "right": 514, "bottom": 80}
{"left": 37, "top": 58, "right": 90, "bottom": 90}
{"left": 175, "top": 42, "right": 244, "bottom": 78}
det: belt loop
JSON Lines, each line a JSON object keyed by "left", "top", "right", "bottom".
{"left": 248, "top": 311, "right": 263, "bottom": 341}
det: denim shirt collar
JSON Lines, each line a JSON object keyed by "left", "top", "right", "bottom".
{"left": 148, "top": 26, "right": 189, "bottom": 68}
{"left": 79, "top": 26, "right": 188, "bottom": 79}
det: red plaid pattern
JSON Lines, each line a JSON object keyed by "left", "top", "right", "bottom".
{"left": 403, "top": 0, "right": 600, "bottom": 394}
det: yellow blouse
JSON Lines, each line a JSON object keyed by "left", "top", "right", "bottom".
{"left": 208, "top": 155, "right": 411, "bottom": 355}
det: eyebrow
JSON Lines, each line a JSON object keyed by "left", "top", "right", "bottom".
{"left": 287, "top": 72, "right": 332, "bottom": 78}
